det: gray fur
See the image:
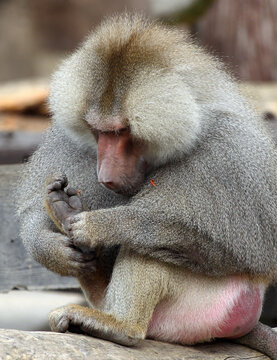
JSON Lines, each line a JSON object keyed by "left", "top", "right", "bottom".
{"left": 17, "top": 14, "right": 277, "bottom": 280}
{"left": 233, "top": 323, "right": 277, "bottom": 358}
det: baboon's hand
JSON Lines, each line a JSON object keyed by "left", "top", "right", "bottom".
{"left": 44, "top": 175, "right": 98, "bottom": 276}
{"left": 45, "top": 175, "right": 84, "bottom": 235}
{"left": 42, "top": 231, "right": 97, "bottom": 277}
{"left": 66, "top": 212, "right": 100, "bottom": 251}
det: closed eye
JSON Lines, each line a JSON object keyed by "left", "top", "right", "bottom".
{"left": 114, "top": 127, "right": 129, "bottom": 136}
{"left": 92, "top": 127, "right": 129, "bottom": 136}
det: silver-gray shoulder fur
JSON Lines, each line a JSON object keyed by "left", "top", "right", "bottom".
{"left": 17, "top": 14, "right": 277, "bottom": 279}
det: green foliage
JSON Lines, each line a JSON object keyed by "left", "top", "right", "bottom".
{"left": 162, "top": 0, "right": 215, "bottom": 25}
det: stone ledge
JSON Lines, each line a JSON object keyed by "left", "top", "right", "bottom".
{"left": 0, "top": 328, "right": 270, "bottom": 360}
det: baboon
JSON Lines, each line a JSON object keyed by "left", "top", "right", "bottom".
{"left": 17, "top": 14, "right": 277, "bottom": 358}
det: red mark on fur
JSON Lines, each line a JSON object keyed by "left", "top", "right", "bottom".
{"left": 77, "top": 190, "right": 81, "bottom": 195}
{"left": 150, "top": 179, "right": 157, "bottom": 187}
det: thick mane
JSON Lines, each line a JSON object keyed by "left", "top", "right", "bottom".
{"left": 49, "top": 13, "right": 254, "bottom": 167}
{"left": 85, "top": 14, "right": 188, "bottom": 116}
{"left": 91, "top": 14, "right": 185, "bottom": 67}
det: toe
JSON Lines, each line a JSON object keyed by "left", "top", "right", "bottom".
{"left": 47, "top": 181, "right": 61, "bottom": 193}
{"left": 66, "top": 187, "right": 77, "bottom": 196}
{"left": 68, "top": 196, "right": 83, "bottom": 211}
{"left": 46, "top": 175, "right": 68, "bottom": 193}
{"left": 57, "top": 316, "right": 70, "bottom": 333}
{"left": 49, "top": 309, "right": 70, "bottom": 333}
{"left": 69, "top": 214, "right": 81, "bottom": 225}
{"left": 58, "top": 175, "right": 68, "bottom": 189}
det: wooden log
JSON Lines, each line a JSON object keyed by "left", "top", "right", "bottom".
{"left": 0, "top": 113, "right": 50, "bottom": 132}
{"left": 0, "top": 79, "right": 49, "bottom": 113}
{"left": 0, "top": 114, "right": 50, "bottom": 164}
{"left": 0, "top": 328, "right": 271, "bottom": 359}
{"left": 0, "top": 131, "right": 43, "bottom": 164}
{"left": 0, "top": 164, "right": 78, "bottom": 292}
{"left": 240, "top": 82, "right": 277, "bottom": 116}
{"left": 239, "top": 82, "right": 277, "bottom": 144}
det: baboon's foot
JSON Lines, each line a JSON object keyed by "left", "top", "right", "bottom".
{"left": 45, "top": 175, "right": 84, "bottom": 235}
{"left": 49, "top": 304, "right": 144, "bottom": 346}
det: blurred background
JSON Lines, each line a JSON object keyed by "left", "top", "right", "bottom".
{"left": 0, "top": 0, "right": 277, "bottom": 332}
{"left": 0, "top": 0, "right": 277, "bottom": 163}
{"left": 1, "top": 0, "right": 277, "bottom": 162}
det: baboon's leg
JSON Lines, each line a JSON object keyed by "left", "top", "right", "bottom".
{"left": 49, "top": 247, "right": 166, "bottom": 346}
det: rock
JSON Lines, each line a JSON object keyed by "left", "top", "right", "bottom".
{"left": 0, "top": 328, "right": 270, "bottom": 360}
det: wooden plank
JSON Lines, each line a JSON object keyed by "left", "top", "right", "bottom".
{"left": 0, "top": 329, "right": 270, "bottom": 360}
{"left": 0, "top": 164, "right": 78, "bottom": 292}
